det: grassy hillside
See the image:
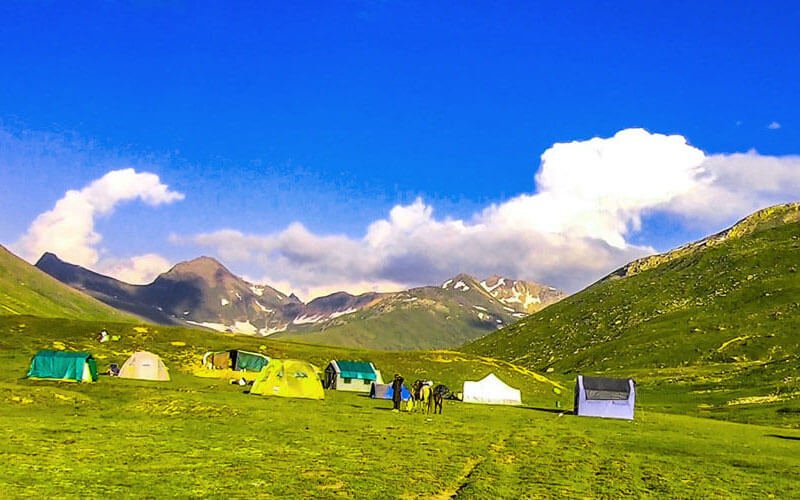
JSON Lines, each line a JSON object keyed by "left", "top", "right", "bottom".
{"left": 276, "top": 303, "right": 501, "bottom": 350}
{"left": 0, "top": 246, "right": 137, "bottom": 322}
{"left": 463, "top": 204, "right": 800, "bottom": 423}
{"left": 1, "top": 316, "right": 799, "bottom": 497}
{"left": 274, "top": 274, "right": 560, "bottom": 350}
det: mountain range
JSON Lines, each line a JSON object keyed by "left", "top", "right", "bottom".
{"left": 35, "top": 252, "right": 564, "bottom": 349}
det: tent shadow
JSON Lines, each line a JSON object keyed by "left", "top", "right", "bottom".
{"left": 765, "top": 434, "right": 800, "bottom": 441}
{"left": 517, "top": 406, "right": 575, "bottom": 415}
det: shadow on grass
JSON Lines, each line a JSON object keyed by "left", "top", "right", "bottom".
{"left": 517, "top": 406, "right": 574, "bottom": 415}
{"left": 766, "top": 434, "right": 800, "bottom": 441}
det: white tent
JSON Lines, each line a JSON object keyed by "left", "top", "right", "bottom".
{"left": 119, "top": 351, "right": 170, "bottom": 381}
{"left": 462, "top": 373, "right": 521, "bottom": 405}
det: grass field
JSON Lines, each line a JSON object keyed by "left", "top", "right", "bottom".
{"left": 2, "top": 316, "right": 800, "bottom": 498}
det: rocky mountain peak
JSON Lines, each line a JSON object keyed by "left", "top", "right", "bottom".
{"left": 162, "top": 256, "right": 236, "bottom": 284}
{"left": 441, "top": 273, "right": 478, "bottom": 291}
{"left": 35, "top": 252, "right": 62, "bottom": 266}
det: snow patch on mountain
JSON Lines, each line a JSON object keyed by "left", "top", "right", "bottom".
{"left": 260, "top": 324, "right": 288, "bottom": 336}
{"left": 292, "top": 314, "right": 324, "bottom": 325}
{"left": 220, "top": 298, "right": 229, "bottom": 306}
{"left": 480, "top": 278, "right": 505, "bottom": 293}
{"left": 186, "top": 320, "right": 228, "bottom": 332}
{"left": 329, "top": 308, "right": 358, "bottom": 319}
{"left": 234, "top": 321, "right": 258, "bottom": 335}
{"left": 454, "top": 281, "right": 470, "bottom": 291}
{"left": 254, "top": 301, "right": 273, "bottom": 313}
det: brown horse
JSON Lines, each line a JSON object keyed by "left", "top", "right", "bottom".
{"left": 431, "top": 384, "right": 448, "bottom": 414}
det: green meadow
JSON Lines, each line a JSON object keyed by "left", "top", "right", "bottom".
{"left": 2, "top": 317, "right": 799, "bottom": 498}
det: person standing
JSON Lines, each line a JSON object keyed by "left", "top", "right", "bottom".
{"left": 391, "top": 373, "right": 404, "bottom": 411}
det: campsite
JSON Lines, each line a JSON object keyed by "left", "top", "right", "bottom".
{"left": 3, "top": 3, "right": 800, "bottom": 497}
{"left": 2, "top": 315, "right": 800, "bottom": 497}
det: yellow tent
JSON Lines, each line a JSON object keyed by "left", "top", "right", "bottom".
{"left": 119, "top": 351, "right": 170, "bottom": 381}
{"left": 250, "top": 359, "right": 324, "bottom": 400}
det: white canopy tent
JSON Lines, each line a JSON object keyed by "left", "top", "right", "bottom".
{"left": 462, "top": 373, "right": 521, "bottom": 405}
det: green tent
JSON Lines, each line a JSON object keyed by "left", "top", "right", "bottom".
{"left": 26, "top": 350, "right": 98, "bottom": 382}
{"left": 202, "top": 350, "right": 269, "bottom": 372}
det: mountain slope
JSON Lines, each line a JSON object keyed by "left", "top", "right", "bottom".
{"left": 463, "top": 203, "right": 800, "bottom": 374}
{"left": 35, "top": 252, "right": 177, "bottom": 324}
{"left": 275, "top": 274, "right": 565, "bottom": 350}
{"left": 0, "top": 246, "right": 136, "bottom": 321}
{"left": 37, "top": 254, "right": 297, "bottom": 333}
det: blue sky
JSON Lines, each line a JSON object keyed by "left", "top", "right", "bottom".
{"left": 1, "top": 1, "right": 799, "bottom": 298}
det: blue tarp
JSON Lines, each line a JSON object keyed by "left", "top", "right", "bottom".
{"left": 370, "top": 382, "right": 411, "bottom": 401}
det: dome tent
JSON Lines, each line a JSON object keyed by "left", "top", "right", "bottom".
{"left": 250, "top": 359, "right": 324, "bottom": 400}
{"left": 119, "top": 351, "right": 170, "bottom": 381}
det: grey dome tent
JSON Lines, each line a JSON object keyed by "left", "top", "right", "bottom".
{"left": 574, "top": 375, "right": 635, "bottom": 420}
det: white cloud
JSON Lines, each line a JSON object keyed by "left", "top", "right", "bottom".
{"left": 665, "top": 150, "right": 800, "bottom": 224}
{"left": 98, "top": 253, "right": 173, "bottom": 285}
{"left": 768, "top": 121, "right": 781, "bottom": 130}
{"left": 14, "top": 168, "right": 183, "bottom": 280}
{"left": 480, "top": 128, "right": 707, "bottom": 247}
{"left": 179, "top": 128, "right": 800, "bottom": 297}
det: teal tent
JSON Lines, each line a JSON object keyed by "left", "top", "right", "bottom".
{"left": 202, "top": 350, "right": 269, "bottom": 372}
{"left": 26, "top": 350, "right": 98, "bottom": 382}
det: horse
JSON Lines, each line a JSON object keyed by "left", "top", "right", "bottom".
{"left": 409, "top": 379, "right": 433, "bottom": 413}
{"left": 431, "top": 384, "right": 448, "bottom": 414}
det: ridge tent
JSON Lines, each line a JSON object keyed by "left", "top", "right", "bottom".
{"left": 119, "top": 351, "right": 170, "bottom": 381}
{"left": 250, "top": 359, "right": 324, "bottom": 400}
{"left": 324, "top": 360, "right": 383, "bottom": 392}
{"left": 370, "top": 382, "right": 411, "bottom": 401}
{"left": 202, "top": 350, "right": 269, "bottom": 372}
{"left": 26, "top": 350, "right": 98, "bottom": 383}
{"left": 574, "top": 375, "right": 635, "bottom": 420}
{"left": 462, "top": 373, "right": 522, "bottom": 405}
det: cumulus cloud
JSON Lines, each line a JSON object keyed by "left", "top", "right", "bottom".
{"left": 768, "top": 121, "right": 781, "bottom": 130}
{"left": 14, "top": 168, "right": 183, "bottom": 281}
{"left": 179, "top": 128, "right": 800, "bottom": 298}
{"left": 666, "top": 150, "right": 800, "bottom": 224}
{"left": 180, "top": 129, "right": 724, "bottom": 296}
{"left": 98, "top": 253, "right": 174, "bottom": 285}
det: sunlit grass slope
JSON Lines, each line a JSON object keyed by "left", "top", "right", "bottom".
{"left": 1, "top": 316, "right": 800, "bottom": 497}
{"left": 276, "top": 307, "right": 499, "bottom": 351}
{"left": 0, "top": 246, "right": 136, "bottom": 322}
{"left": 463, "top": 203, "right": 800, "bottom": 424}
